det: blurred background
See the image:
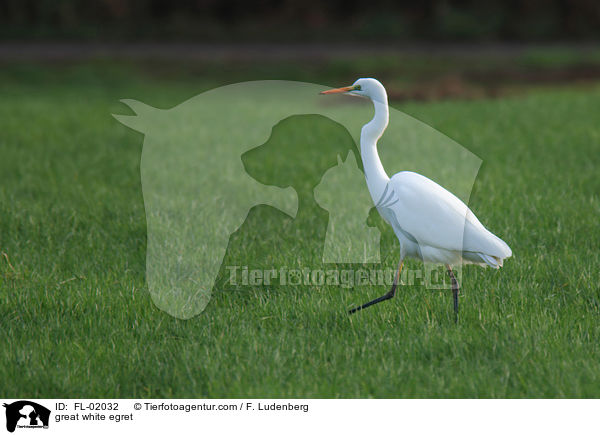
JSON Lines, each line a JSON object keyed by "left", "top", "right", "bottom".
{"left": 3, "top": 0, "right": 600, "bottom": 42}
{"left": 2, "top": 0, "right": 600, "bottom": 101}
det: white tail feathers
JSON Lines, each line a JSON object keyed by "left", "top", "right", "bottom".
{"left": 479, "top": 253, "right": 504, "bottom": 269}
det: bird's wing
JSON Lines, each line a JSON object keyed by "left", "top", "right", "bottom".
{"left": 382, "top": 171, "right": 512, "bottom": 259}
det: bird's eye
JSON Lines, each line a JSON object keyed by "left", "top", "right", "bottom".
{"left": 354, "top": 85, "right": 362, "bottom": 91}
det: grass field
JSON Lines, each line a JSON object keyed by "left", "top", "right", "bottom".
{"left": 1, "top": 61, "right": 599, "bottom": 398}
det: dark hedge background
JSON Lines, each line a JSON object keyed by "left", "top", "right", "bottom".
{"left": 2, "top": 0, "right": 600, "bottom": 42}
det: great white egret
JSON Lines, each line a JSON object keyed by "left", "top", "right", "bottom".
{"left": 320, "top": 78, "right": 512, "bottom": 320}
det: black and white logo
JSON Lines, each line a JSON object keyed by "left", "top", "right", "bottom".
{"left": 3, "top": 401, "right": 50, "bottom": 432}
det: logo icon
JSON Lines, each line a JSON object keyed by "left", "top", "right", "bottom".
{"left": 3, "top": 401, "right": 50, "bottom": 432}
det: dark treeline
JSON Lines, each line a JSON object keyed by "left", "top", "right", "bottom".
{"left": 2, "top": 0, "right": 600, "bottom": 42}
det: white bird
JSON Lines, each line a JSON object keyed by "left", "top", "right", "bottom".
{"left": 320, "top": 78, "right": 512, "bottom": 320}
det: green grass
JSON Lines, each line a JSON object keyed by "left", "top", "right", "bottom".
{"left": 1, "top": 63, "right": 599, "bottom": 398}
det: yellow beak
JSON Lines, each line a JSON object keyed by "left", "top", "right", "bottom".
{"left": 319, "top": 85, "right": 357, "bottom": 95}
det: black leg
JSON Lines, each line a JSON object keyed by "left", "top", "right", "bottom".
{"left": 445, "top": 265, "right": 460, "bottom": 323}
{"left": 349, "top": 260, "right": 403, "bottom": 314}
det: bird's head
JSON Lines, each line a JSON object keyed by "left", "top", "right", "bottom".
{"left": 320, "top": 78, "right": 387, "bottom": 104}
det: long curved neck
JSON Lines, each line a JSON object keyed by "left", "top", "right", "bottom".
{"left": 361, "top": 95, "right": 390, "bottom": 203}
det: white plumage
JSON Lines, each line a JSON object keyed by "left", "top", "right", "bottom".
{"left": 380, "top": 170, "right": 512, "bottom": 268}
